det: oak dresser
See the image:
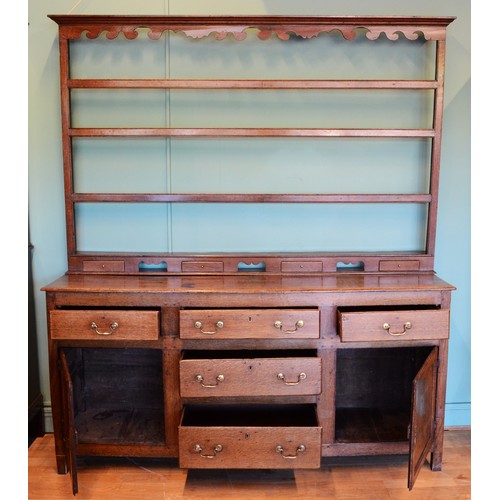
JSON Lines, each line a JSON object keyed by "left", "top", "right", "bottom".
{"left": 43, "top": 15, "right": 455, "bottom": 494}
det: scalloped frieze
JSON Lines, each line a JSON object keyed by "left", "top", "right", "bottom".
{"left": 61, "top": 23, "right": 447, "bottom": 42}
{"left": 81, "top": 26, "right": 140, "bottom": 40}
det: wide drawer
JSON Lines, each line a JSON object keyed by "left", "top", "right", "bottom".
{"left": 179, "top": 309, "right": 319, "bottom": 339}
{"left": 338, "top": 309, "right": 449, "bottom": 342}
{"left": 49, "top": 310, "right": 160, "bottom": 340}
{"left": 179, "top": 404, "right": 321, "bottom": 469}
{"left": 180, "top": 353, "right": 321, "bottom": 397}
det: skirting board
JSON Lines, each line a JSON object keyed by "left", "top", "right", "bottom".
{"left": 444, "top": 403, "right": 471, "bottom": 427}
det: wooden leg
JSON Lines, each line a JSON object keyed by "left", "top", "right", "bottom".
{"left": 48, "top": 336, "right": 67, "bottom": 475}
{"left": 431, "top": 338, "right": 449, "bottom": 472}
{"left": 431, "top": 450, "right": 443, "bottom": 471}
{"left": 56, "top": 454, "right": 67, "bottom": 475}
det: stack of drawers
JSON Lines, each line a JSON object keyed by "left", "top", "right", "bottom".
{"left": 178, "top": 308, "right": 322, "bottom": 468}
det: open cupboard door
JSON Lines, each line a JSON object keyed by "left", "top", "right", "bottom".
{"left": 408, "top": 346, "right": 438, "bottom": 490}
{"left": 60, "top": 351, "right": 78, "bottom": 495}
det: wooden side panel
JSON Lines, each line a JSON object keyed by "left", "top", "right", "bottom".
{"left": 60, "top": 351, "right": 78, "bottom": 495}
{"left": 408, "top": 346, "right": 438, "bottom": 490}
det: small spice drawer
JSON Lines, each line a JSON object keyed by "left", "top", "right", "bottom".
{"left": 338, "top": 308, "right": 449, "bottom": 342}
{"left": 179, "top": 404, "right": 321, "bottom": 469}
{"left": 179, "top": 309, "right": 319, "bottom": 339}
{"left": 49, "top": 310, "right": 160, "bottom": 340}
{"left": 180, "top": 353, "right": 321, "bottom": 397}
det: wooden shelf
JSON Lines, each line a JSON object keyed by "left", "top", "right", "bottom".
{"left": 69, "top": 128, "right": 436, "bottom": 138}
{"left": 68, "top": 79, "right": 440, "bottom": 90}
{"left": 49, "top": 14, "right": 454, "bottom": 274}
{"left": 70, "top": 193, "right": 433, "bottom": 204}
{"left": 44, "top": 14, "right": 456, "bottom": 496}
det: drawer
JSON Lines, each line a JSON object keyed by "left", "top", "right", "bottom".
{"left": 280, "top": 261, "right": 323, "bottom": 273}
{"left": 378, "top": 260, "right": 420, "bottom": 272}
{"left": 49, "top": 310, "right": 160, "bottom": 340}
{"left": 179, "top": 309, "right": 319, "bottom": 339}
{"left": 82, "top": 260, "right": 125, "bottom": 272}
{"left": 180, "top": 352, "right": 321, "bottom": 397}
{"left": 181, "top": 261, "right": 224, "bottom": 273}
{"left": 179, "top": 404, "right": 321, "bottom": 469}
{"left": 338, "top": 309, "right": 449, "bottom": 342}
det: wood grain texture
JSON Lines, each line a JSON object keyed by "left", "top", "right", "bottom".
{"left": 179, "top": 309, "right": 320, "bottom": 340}
{"left": 338, "top": 309, "right": 449, "bottom": 342}
{"left": 48, "top": 15, "right": 455, "bottom": 274}
{"left": 48, "top": 15, "right": 456, "bottom": 42}
{"left": 67, "top": 78, "right": 440, "bottom": 90}
{"left": 50, "top": 310, "right": 160, "bottom": 340}
{"left": 179, "top": 356, "right": 321, "bottom": 397}
{"left": 43, "top": 274, "right": 453, "bottom": 491}
{"left": 28, "top": 429, "right": 470, "bottom": 499}
{"left": 179, "top": 426, "right": 321, "bottom": 469}
{"left": 42, "top": 273, "right": 455, "bottom": 294}
{"left": 68, "top": 254, "right": 438, "bottom": 274}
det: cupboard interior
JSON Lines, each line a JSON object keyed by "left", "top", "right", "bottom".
{"left": 334, "top": 346, "right": 434, "bottom": 444}
{"left": 62, "top": 347, "right": 165, "bottom": 445}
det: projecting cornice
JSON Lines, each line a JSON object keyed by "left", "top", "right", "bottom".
{"left": 48, "top": 15, "right": 456, "bottom": 41}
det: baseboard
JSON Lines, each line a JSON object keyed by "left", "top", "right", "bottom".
{"left": 444, "top": 402, "right": 471, "bottom": 427}
{"left": 445, "top": 425, "right": 471, "bottom": 431}
{"left": 44, "top": 405, "right": 54, "bottom": 433}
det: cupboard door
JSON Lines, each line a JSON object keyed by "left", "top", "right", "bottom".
{"left": 408, "top": 346, "right": 438, "bottom": 490}
{"left": 60, "top": 351, "right": 78, "bottom": 495}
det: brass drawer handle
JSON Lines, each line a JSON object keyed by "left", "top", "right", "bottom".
{"left": 383, "top": 321, "right": 412, "bottom": 336}
{"left": 194, "top": 320, "right": 224, "bottom": 335}
{"left": 90, "top": 321, "right": 118, "bottom": 336}
{"left": 194, "top": 444, "right": 223, "bottom": 458}
{"left": 195, "top": 374, "right": 225, "bottom": 388}
{"left": 274, "top": 320, "right": 304, "bottom": 333}
{"left": 276, "top": 444, "right": 306, "bottom": 459}
{"left": 277, "top": 372, "right": 307, "bottom": 385}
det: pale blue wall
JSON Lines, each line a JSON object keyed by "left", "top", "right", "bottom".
{"left": 28, "top": 0, "right": 471, "bottom": 427}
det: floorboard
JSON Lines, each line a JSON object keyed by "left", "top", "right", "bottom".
{"left": 28, "top": 429, "right": 470, "bottom": 499}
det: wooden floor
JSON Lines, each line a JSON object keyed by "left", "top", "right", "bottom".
{"left": 28, "top": 430, "right": 470, "bottom": 499}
